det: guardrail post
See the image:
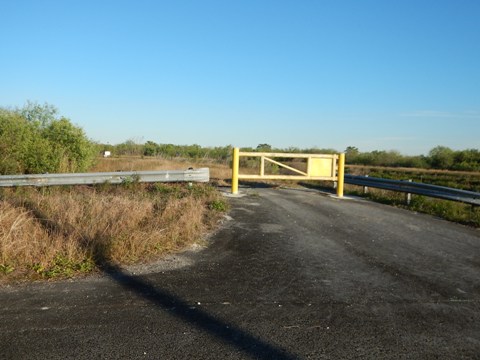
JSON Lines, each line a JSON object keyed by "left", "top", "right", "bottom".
{"left": 336, "top": 153, "right": 345, "bottom": 198}
{"left": 232, "top": 147, "right": 240, "bottom": 194}
{"left": 406, "top": 179, "right": 412, "bottom": 205}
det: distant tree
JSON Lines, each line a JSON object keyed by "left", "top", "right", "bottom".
{"left": 115, "top": 139, "right": 143, "bottom": 156}
{"left": 285, "top": 146, "right": 300, "bottom": 153}
{"left": 397, "top": 155, "right": 429, "bottom": 169}
{"left": 186, "top": 144, "right": 202, "bottom": 158}
{"left": 143, "top": 141, "right": 158, "bottom": 157}
{"left": 345, "top": 146, "right": 359, "bottom": 154}
{"left": 205, "top": 146, "right": 232, "bottom": 161}
{"left": 157, "top": 143, "right": 177, "bottom": 158}
{"left": 240, "top": 146, "right": 254, "bottom": 152}
{"left": 345, "top": 146, "right": 360, "bottom": 156}
{"left": 452, "top": 149, "right": 480, "bottom": 171}
{"left": 256, "top": 144, "right": 272, "bottom": 152}
{"left": 428, "top": 146, "right": 455, "bottom": 169}
{"left": 307, "top": 147, "right": 337, "bottom": 154}
{"left": 345, "top": 146, "right": 360, "bottom": 162}
{"left": 99, "top": 143, "right": 115, "bottom": 155}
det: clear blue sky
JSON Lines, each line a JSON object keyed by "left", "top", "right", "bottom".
{"left": 1, "top": 0, "right": 479, "bottom": 155}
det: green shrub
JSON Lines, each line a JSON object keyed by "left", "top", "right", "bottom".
{"left": 0, "top": 102, "right": 97, "bottom": 175}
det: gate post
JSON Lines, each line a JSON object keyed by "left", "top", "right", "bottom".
{"left": 337, "top": 153, "right": 345, "bottom": 198}
{"left": 232, "top": 147, "right": 240, "bottom": 194}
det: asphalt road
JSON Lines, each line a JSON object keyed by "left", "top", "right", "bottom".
{"left": 1, "top": 187, "right": 479, "bottom": 359}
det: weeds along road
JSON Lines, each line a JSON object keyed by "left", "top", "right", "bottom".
{"left": 1, "top": 187, "right": 480, "bottom": 359}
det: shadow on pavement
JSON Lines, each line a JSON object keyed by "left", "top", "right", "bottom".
{"left": 100, "top": 262, "right": 297, "bottom": 360}
{"left": 224, "top": 179, "right": 282, "bottom": 189}
{"left": 17, "top": 189, "right": 298, "bottom": 359}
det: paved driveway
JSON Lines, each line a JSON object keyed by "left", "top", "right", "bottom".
{"left": 1, "top": 188, "right": 479, "bottom": 359}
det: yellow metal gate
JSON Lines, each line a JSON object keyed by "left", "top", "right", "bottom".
{"left": 231, "top": 148, "right": 345, "bottom": 197}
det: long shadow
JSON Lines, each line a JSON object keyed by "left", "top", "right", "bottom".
{"left": 297, "top": 181, "right": 336, "bottom": 194}
{"left": 224, "top": 179, "right": 282, "bottom": 189}
{"left": 100, "top": 262, "right": 298, "bottom": 359}
{"left": 19, "top": 192, "right": 298, "bottom": 359}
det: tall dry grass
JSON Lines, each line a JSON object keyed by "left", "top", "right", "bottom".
{"left": 0, "top": 182, "right": 226, "bottom": 283}
{"left": 0, "top": 200, "right": 54, "bottom": 268}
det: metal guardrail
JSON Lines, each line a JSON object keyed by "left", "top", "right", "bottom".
{"left": 344, "top": 174, "right": 480, "bottom": 206}
{"left": 0, "top": 168, "right": 209, "bottom": 187}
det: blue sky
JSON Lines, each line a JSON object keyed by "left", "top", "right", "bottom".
{"left": 1, "top": 0, "right": 479, "bottom": 155}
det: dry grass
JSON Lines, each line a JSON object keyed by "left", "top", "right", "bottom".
{"left": 0, "top": 182, "right": 227, "bottom": 283}
{"left": 0, "top": 200, "right": 54, "bottom": 268}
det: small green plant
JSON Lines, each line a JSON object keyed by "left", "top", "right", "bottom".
{"left": 209, "top": 199, "right": 228, "bottom": 212}
{"left": 78, "top": 258, "right": 96, "bottom": 273}
{"left": 32, "top": 255, "right": 95, "bottom": 279}
{"left": 0, "top": 264, "right": 15, "bottom": 275}
{"left": 31, "top": 263, "right": 45, "bottom": 274}
{"left": 121, "top": 174, "right": 141, "bottom": 188}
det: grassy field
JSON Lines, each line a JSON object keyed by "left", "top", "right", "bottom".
{"left": 0, "top": 156, "right": 229, "bottom": 283}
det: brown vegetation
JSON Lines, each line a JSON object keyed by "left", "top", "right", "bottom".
{"left": 0, "top": 181, "right": 227, "bottom": 283}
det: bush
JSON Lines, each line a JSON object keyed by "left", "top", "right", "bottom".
{"left": 0, "top": 102, "right": 97, "bottom": 174}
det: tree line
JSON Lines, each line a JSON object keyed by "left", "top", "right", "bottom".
{"left": 102, "top": 141, "right": 234, "bottom": 162}
{"left": 102, "top": 142, "right": 339, "bottom": 162}
{"left": 1, "top": 102, "right": 478, "bottom": 175}
{"left": 345, "top": 146, "right": 480, "bottom": 171}
{"left": 106, "top": 141, "right": 480, "bottom": 171}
